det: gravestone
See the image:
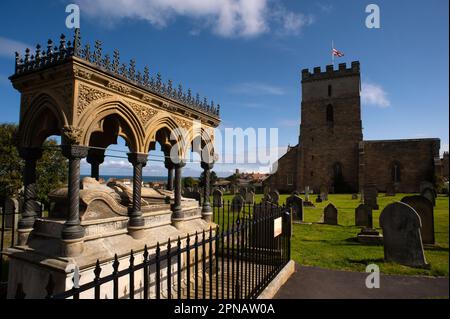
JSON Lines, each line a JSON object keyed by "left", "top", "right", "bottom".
{"left": 262, "top": 193, "right": 273, "bottom": 205}
{"left": 231, "top": 194, "right": 244, "bottom": 213}
{"left": 315, "top": 195, "right": 322, "bottom": 203}
{"left": 269, "top": 190, "right": 280, "bottom": 205}
{"left": 385, "top": 183, "right": 396, "bottom": 196}
{"left": 286, "top": 195, "right": 303, "bottom": 221}
{"left": 363, "top": 184, "right": 379, "bottom": 210}
{"left": 4, "top": 197, "right": 21, "bottom": 229}
{"left": 212, "top": 189, "right": 223, "bottom": 207}
{"left": 379, "top": 202, "right": 428, "bottom": 267}
{"left": 263, "top": 185, "right": 270, "bottom": 196}
{"left": 401, "top": 195, "right": 435, "bottom": 245}
{"left": 420, "top": 181, "right": 435, "bottom": 195}
{"left": 320, "top": 185, "right": 328, "bottom": 201}
{"left": 245, "top": 190, "right": 255, "bottom": 205}
{"left": 239, "top": 187, "right": 247, "bottom": 199}
{"left": 351, "top": 193, "right": 358, "bottom": 200}
{"left": 183, "top": 191, "right": 202, "bottom": 206}
{"left": 230, "top": 184, "right": 237, "bottom": 195}
{"left": 322, "top": 203, "right": 338, "bottom": 225}
{"left": 355, "top": 204, "right": 372, "bottom": 227}
{"left": 420, "top": 188, "right": 436, "bottom": 207}
{"left": 304, "top": 186, "right": 311, "bottom": 202}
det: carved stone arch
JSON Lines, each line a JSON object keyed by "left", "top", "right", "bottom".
{"left": 19, "top": 93, "right": 68, "bottom": 148}
{"left": 78, "top": 99, "right": 146, "bottom": 153}
{"left": 144, "top": 115, "right": 188, "bottom": 157}
{"left": 185, "top": 125, "right": 215, "bottom": 163}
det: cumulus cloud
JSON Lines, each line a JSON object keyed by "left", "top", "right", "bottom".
{"left": 0, "top": 36, "right": 30, "bottom": 58}
{"left": 74, "top": 0, "right": 312, "bottom": 38}
{"left": 361, "top": 82, "right": 391, "bottom": 108}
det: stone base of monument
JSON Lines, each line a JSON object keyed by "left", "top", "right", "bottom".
{"left": 5, "top": 202, "right": 214, "bottom": 299}
{"left": 357, "top": 228, "right": 383, "bottom": 244}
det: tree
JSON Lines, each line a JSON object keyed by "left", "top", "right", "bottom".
{"left": 183, "top": 176, "right": 198, "bottom": 188}
{"left": 0, "top": 123, "right": 68, "bottom": 209}
{"left": 199, "top": 170, "right": 218, "bottom": 188}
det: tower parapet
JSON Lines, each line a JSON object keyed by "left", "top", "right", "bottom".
{"left": 301, "top": 61, "right": 360, "bottom": 82}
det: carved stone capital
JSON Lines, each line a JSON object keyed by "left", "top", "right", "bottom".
{"left": 86, "top": 148, "right": 105, "bottom": 165}
{"left": 201, "top": 161, "right": 214, "bottom": 170}
{"left": 127, "top": 152, "right": 148, "bottom": 167}
{"left": 174, "top": 161, "right": 186, "bottom": 169}
{"left": 61, "top": 125, "right": 84, "bottom": 145}
{"left": 61, "top": 144, "right": 89, "bottom": 160}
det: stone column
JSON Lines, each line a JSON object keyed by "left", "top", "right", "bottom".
{"left": 171, "top": 161, "right": 186, "bottom": 220}
{"left": 17, "top": 147, "right": 42, "bottom": 245}
{"left": 61, "top": 144, "right": 88, "bottom": 256}
{"left": 201, "top": 161, "right": 213, "bottom": 222}
{"left": 127, "top": 152, "right": 148, "bottom": 239}
{"left": 165, "top": 159, "right": 174, "bottom": 191}
{"left": 86, "top": 148, "right": 105, "bottom": 181}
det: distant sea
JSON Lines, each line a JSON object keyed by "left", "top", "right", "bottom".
{"left": 81, "top": 175, "right": 167, "bottom": 183}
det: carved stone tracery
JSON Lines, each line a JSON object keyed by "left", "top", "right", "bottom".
{"left": 77, "top": 83, "right": 111, "bottom": 115}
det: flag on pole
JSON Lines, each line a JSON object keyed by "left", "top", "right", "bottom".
{"left": 332, "top": 48, "right": 344, "bottom": 57}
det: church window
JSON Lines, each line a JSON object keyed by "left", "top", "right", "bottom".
{"left": 391, "top": 162, "right": 401, "bottom": 182}
{"left": 328, "top": 84, "right": 332, "bottom": 97}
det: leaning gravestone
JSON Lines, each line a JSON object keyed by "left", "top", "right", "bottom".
{"left": 401, "top": 195, "right": 435, "bottom": 245}
{"left": 322, "top": 203, "right": 338, "bottom": 225}
{"left": 245, "top": 190, "right": 255, "bottom": 205}
{"left": 212, "top": 189, "right": 223, "bottom": 207}
{"left": 364, "top": 184, "right": 379, "bottom": 210}
{"left": 286, "top": 195, "right": 303, "bottom": 221}
{"left": 4, "top": 197, "right": 21, "bottom": 229}
{"left": 269, "top": 190, "right": 280, "bottom": 205}
{"left": 379, "top": 202, "right": 428, "bottom": 267}
{"left": 231, "top": 194, "right": 244, "bottom": 213}
{"left": 420, "top": 188, "right": 436, "bottom": 207}
{"left": 355, "top": 204, "right": 372, "bottom": 228}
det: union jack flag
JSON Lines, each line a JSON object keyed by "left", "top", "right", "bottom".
{"left": 332, "top": 48, "right": 344, "bottom": 57}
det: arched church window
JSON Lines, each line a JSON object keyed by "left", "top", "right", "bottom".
{"left": 328, "top": 84, "right": 332, "bottom": 97}
{"left": 326, "top": 104, "right": 334, "bottom": 123}
{"left": 391, "top": 162, "right": 401, "bottom": 182}
{"left": 333, "top": 162, "right": 343, "bottom": 180}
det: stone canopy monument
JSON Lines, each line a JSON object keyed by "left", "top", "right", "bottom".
{"left": 6, "top": 29, "right": 221, "bottom": 298}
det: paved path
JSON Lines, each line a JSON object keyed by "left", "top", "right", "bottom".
{"left": 275, "top": 264, "right": 449, "bottom": 299}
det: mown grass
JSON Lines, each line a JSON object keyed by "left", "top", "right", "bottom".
{"left": 218, "top": 193, "right": 449, "bottom": 277}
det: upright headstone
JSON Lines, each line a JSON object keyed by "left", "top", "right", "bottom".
{"left": 304, "top": 186, "right": 311, "bottom": 202}
{"left": 320, "top": 185, "right": 328, "bottom": 201}
{"left": 385, "top": 183, "right": 396, "bottom": 196}
{"left": 231, "top": 194, "right": 244, "bottom": 213}
{"left": 315, "top": 195, "right": 322, "bottom": 203}
{"left": 239, "top": 187, "right": 247, "bottom": 199}
{"left": 322, "top": 203, "right": 338, "bottom": 225}
{"left": 212, "top": 189, "right": 223, "bottom": 207}
{"left": 379, "top": 202, "right": 428, "bottom": 267}
{"left": 4, "top": 197, "right": 21, "bottom": 229}
{"left": 355, "top": 204, "right": 372, "bottom": 227}
{"left": 401, "top": 195, "right": 435, "bottom": 245}
{"left": 230, "top": 184, "right": 237, "bottom": 195}
{"left": 420, "top": 181, "right": 435, "bottom": 195}
{"left": 245, "top": 190, "right": 255, "bottom": 205}
{"left": 269, "top": 190, "right": 280, "bottom": 205}
{"left": 286, "top": 195, "right": 303, "bottom": 221}
{"left": 364, "top": 184, "right": 379, "bottom": 210}
{"left": 420, "top": 188, "right": 436, "bottom": 207}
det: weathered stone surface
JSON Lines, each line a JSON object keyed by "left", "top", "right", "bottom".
{"left": 355, "top": 204, "right": 372, "bottom": 227}
{"left": 363, "top": 184, "right": 379, "bottom": 210}
{"left": 231, "top": 194, "right": 244, "bottom": 213}
{"left": 401, "top": 195, "right": 435, "bottom": 245}
{"left": 319, "top": 185, "right": 328, "bottom": 201}
{"left": 269, "top": 190, "right": 280, "bottom": 205}
{"left": 286, "top": 195, "right": 303, "bottom": 220}
{"left": 212, "top": 189, "right": 223, "bottom": 207}
{"left": 245, "top": 190, "right": 255, "bottom": 205}
{"left": 420, "top": 188, "right": 436, "bottom": 207}
{"left": 4, "top": 197, "right": 21, "bottom": 229}
{"left": 239, "top": 187, "right": 247, "bottom": 199}
{"left": 315, "top": 195, "right": 322, "bottom": 203}
{"left": 379, "top": 202, "right": 428, "bottom": 267}
{"left": 322, "top": 203, "right": 338, "bottom": 225}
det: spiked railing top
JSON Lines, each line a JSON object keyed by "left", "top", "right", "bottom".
{"left": 13, "top": 29, "right": 220, "bottom": 118}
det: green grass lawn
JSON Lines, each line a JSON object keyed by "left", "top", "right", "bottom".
{"left": 219, "top": 193, "right": 449, "bottom": 277}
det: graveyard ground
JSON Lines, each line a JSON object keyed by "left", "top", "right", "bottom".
{"left": 220, "top": 193, "right": 449, "bottom": 277}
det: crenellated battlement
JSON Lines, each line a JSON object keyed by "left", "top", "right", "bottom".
{"left": 301, "top": 61, "right": 360, "bottom": 82}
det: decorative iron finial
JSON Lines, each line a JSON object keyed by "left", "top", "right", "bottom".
{"left": 73, "top": 28, "right": 81, "bottom": 56}
{"left": 83, "top": 43, "right": 91, "bottom": 62}
{"left": 94, "top": 40, "right": 103, "bottom": 66}
{"left": 167, "top": 79, "right": 173, "bottom": 94}
{"left": 24, "top": 48, "right": 30, "bottom": 63}
{"left": 129, "top": 59, "right": 136, "bottom": 80}
{"left": 187, "top": 88, "right": 192, "bottom": 102}
{"left": 143, "top": 66, "right": 150, "bottom": 86}
{"left": 156, "top": 72, "right": 162, "bottom": 89}
{"left": 112, "top": 49, "right": 120, "bottom": 73}
{"left": 119, "top": 63, "right": 127, "bottom": 77}
{"left": 102, "top": 53, "right": 111, "bottom": 71}
{"left": 177, "top": 84, "right": 183, "bottom": 98}
{"left": 35, "top": 44, "right": 41, "bottom": 60}
{"left": 47, "top": 39, "right": 53, "bottom": 55}
{"left": 59, "top": 34, "right": 67, "bottom": 51}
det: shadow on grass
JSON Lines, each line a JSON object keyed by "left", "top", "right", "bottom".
{"left": 346, "top": 258, "right": 385, "bottom": 265}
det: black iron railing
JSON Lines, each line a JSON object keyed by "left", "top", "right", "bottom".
{"left": 19, "top": 201, "right": 290, "bottom": 300}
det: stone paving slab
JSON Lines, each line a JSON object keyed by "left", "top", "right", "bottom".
{"left": 275, "top": 264, "right": 449, "bottom": 299}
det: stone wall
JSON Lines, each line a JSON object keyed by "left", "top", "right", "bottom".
{"left": 266, "top": 146, "right": 298, "bottom": 193}
{"left": 442, "top": 152, "right": 449, "bottom": 180}
{"left": 361, "top": 139, "right": 440, "bottom": 193}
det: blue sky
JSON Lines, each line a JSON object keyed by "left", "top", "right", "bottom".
{"left": 0, "top": 0, "right": 448, "bottom": 177}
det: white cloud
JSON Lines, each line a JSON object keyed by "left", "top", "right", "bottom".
{"left": 229, "top": 82, "right": 285, "bottom": 95}
{"left": 0, "top": 36, "right": 30, "bottom": 58}
{"left": 74, "top": 0, "right": 312, "bottom": 38}
{"left": 361, "top": 82, "right": 391, "bottom": 108}
{"left": 441, "top": 143, "right": 449, "bottom": 157}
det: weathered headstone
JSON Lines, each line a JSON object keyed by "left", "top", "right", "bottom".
{"left": 315, "top": 195, "right": 322, "bottom": 203}
{"left": 320, "top": 185, "right": 328, "bottom": 201}
{"left": 364, "top": 184, "right": 379, "bottom": 210}
{"left": 212, "top": 189, "right": 223, "bottom": 207}
{"left": 379, "top": 202, "right": 428, "bottom": 267}
{"left": 401, "top": 195, "right": 435, "bottom": 245}
{"left": 183, "top": 191, "right": 202, "bottom": 206}
{"left": 420, "top": 181, "right": 435, "bottom": 195}
{"left": 322, "top": 203, "right": 338, "bottom": 225}
{"left": 351, "top": 193, "right": 358, "bottom": 200}
{"left": 4, "top": 197, "right": 21, "bottom": 229}
{"left": 245, "top": 190, "right": 255, "bottom": 205}
{"left": 239, "top": 187, "right": 247, "bottom": 199}
{"left": 355, "top": 204, "right": 372, "bottom": 227}
{"left": 420, "top": 188, "right": 436, "bottom": 207}
{"left": 304, "top": 186, "right": 311, "bottom": 202}
{"left": 286, "top": 195, "right": 303, "bottom": 221}
{"left": 231, "top": 194, "right": 244, "bottom": 213}
{"left": 269, "top": 190, "right": 280, "bottom": 205}
{"left": 385, "top": 183, "right": 396, "bottom": 196}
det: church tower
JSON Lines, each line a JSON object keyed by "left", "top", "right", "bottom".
{"left": 297, "top": 61, "right": 363, "bottom": 193}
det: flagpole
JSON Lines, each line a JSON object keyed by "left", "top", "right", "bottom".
{"left": 331, "top": 40, "right": 334, "bottom": 67}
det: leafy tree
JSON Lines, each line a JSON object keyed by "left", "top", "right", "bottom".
{"left": 183, "top": 176, "right": 198, "bottom": 188}
{"left": 0, "top": 123, "right": 68, "bottom": 209}
{"left": 199, "top": 170, "right": 218, "bottom": 188}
